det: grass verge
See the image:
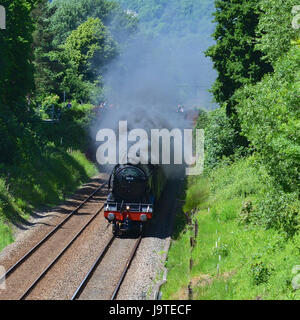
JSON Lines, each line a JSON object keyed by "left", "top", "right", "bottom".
{"left": 0, "top": 149, "right": 98, "bottom": 252}
{"left": 162, "top": 157, "right": 300, "bottom": 300}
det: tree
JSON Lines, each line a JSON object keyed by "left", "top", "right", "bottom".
{"left": 256, "top": 0, "right": 299, "bottom": 65}
{"left": 236, "top": 45, "right": 300, "bottom": 193}
{"left": 0, "top": 0, "right": 40, "bottom": 114}
{"left": 49, "top": 0, "right": 137, "bottom": 46}
{"left": 203, "top": 107, "right": 241, "bottom": 168}
{"left": 59, "top": 18, "right": 118, "bottom": 102}
{"left": 31, "top": 0, "right": 62, "bottom": 99}
{"left": 31, "top": 0, "right": 137, "bottom": 102}
{"left": 0, "top": 0, "right": 40, "bottom": 164}
{"left": 205, "top": 0, "right": 273, "bottom": 116}
{"left": 116, "top": 0, "right": 214, "bottom": 39}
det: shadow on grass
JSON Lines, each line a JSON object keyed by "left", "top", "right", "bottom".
{"left": 1, "top": 148, "right": 96, "bottom": 229}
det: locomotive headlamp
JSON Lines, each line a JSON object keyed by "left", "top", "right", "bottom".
{"left": 126, "top": 206, "right": 130, "bottom": 211}
{"left": 140, "top": 214, "right": 148, "bottom": 222}
{"left": 108, "top": 213, "right": 115, "bottom": 221}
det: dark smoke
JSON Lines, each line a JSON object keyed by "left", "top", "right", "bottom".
{"left": 91, "top": 1, "right": 216, "bottom": 175}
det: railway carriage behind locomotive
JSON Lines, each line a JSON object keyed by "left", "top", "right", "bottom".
{"left": 104, "top": 163, "right": 166, "bottom": 235}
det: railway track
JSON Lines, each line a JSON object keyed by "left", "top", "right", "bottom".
{"left": 0, "top": 181, "right": 108, "bottom": 300}
{"left": 71, "top": 235, "right": 142, "bottom": 300}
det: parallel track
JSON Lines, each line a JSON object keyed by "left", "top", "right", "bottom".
{"left": 0, "top": 181, "right": 107, "bottom": 299}
{"left": 20, "top": 204, "right": 105, "bottom": 300}
{"left": 71, "top": 235, "right": 142, "bottom": 300}
{"left": 110, "top": 236, "right": 142, "bottom": 300}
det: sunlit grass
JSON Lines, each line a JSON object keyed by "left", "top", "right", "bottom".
{"left": 162, "top": 157, "right": 300, "bottom": 300}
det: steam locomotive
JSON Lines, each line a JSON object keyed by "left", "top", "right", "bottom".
{"left": 104, "top": 163, "right": 166, "bottom": 235}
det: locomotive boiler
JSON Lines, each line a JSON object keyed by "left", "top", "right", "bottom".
{"left": 104, "top": 163, "right": 166, "bottom": 235}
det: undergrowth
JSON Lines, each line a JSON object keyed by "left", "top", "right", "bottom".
{"left": 162, "top": 156, "right": 300, "bottom": 300}
{"left": 0, "top": 103, "right": 98, "bottom": 252}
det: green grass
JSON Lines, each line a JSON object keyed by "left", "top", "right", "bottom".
{"left": 0, "top": 100, "right": 98, "bottom": 252}
{"left": 162, "top": 157, "right": 300, "bottom": 300}
{"left": 0, "top": 149, "right": 98, "bottom": 253}
{"left": 0, "top": 221, "right": 14, "bottom": 252}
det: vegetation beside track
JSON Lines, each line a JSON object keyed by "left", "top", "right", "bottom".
{"left": 0, "top": 0, "right": 135, "bottom": 252}
{"left": 162, "top": 158, "right": 300, "bottom": 300}
{"left": 162, "top": 0, "right": 300, "bottom": 300}
{"left": 0, "top": 0, "right": 214, "bottom": 253}
{"left": 0, "top": 103, "right": 98, "bottom": 252}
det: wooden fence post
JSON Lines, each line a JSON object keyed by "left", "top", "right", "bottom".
{"left": 188, "top": 282, "right": 193, "bottom": 300}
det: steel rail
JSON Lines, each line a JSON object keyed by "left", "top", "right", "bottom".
{"left": 71, "top": 235, "right": 142, "bottom": 300}
{"left": 110, "top": 236, "right": 142, "bottom": 300}
{"left": 19, "top": 204, "right": 105, "bottom": 300}
{"left": 0, "top": 181, "right": 107, "bottom": 283}
{"left": 70, "top": 235, "right": 116, "bottom": 300}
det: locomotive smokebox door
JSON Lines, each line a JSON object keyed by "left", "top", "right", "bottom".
{"left": 104, "top": 163, "right": 166, "bottom": 235}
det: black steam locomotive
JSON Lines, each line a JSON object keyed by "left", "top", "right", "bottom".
{"left": 104, "top": 163, "right": 166, "bottom": 235}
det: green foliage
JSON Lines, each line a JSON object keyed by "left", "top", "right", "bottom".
{"left": 0, "top": 222, "right": 14, "bottom": 252}
{"left": 39, "top": 94, "right": 60, "bottom": 119}
{"left": 238, "top": 200, "right": 254, "bottom": 225}
{"left": 116, "top": 0, "right": 214, "bottom": 39}
{"left": 0, "top": 148, "right": 97, "bottom": 222}
{"left": 0, "top": 1, "right": 99, "bottom": 249}
{"left": 63, "top": 18, "right": 117, "bottom": 73}
{"left": 49, "top": 0, "right": 118, "bottom": 45}
{"left": 208, "top": 157, "right": 264, "bottom": 201}
{"left": 256, "top": 0, "right": 300, "bottom": 65}
{"left": 162, "top": 228, "right": 191, "bottom": 299}
{"left": 163, "top": 0, "right": 300, "bottom": 300}
{"left": 0, "top": 0, "right": 38, "bottom": 110}
{"left": 195, "top": 109, "right": 209, "bottom": 130}
{"left": 253, "top": 186, "right": 300, "bottom": 238}
{"left": 211, "top": 200, "right": 240, "bottom": 222}
{"left": 31, "top": 0, "right": 59, "bottom": 98}
{"left": 0, "top": 0, "right": 40, "bottom": 164}
{"left": 59, "top": 17, "right": 117, "bottom": 102}
{"left": 183, "top": 178, "right": 210, "bottom": 212}
{"left": 38, "top": 102, "right": 95, "bottom": 150}
{"left": 213, "top": 243, "right": 229, "bottom": 257}
{"left": 0, "top": 0, "right": 137, "bottom": 251}
{"left": 0, "top": 150, "right": 90, "bottom": 251}
{"left": 203, "top": 108, "right": 241, "bottom": 168}
{"left": 33, "top": 15, "right": 118, "bottom": 102}
{"left": 49, "top": 0, "right": 137, "bottom": 47}
{"left": 236, "top": 46, "right": 300, "bottom": 194}
{"left": 250, "top": 255, "right": 272, "bottom": 286}
{"left": 32, "top": 0, "right": 136, "bottom": 102}
{"left": 205, "top": 0, "right": 272, "bottom": 113}
{"left": 201, "top": 0, "right": 300, "bottom": 241}
{"left": 162, "top": 157, "right": 300, "bottom": 300}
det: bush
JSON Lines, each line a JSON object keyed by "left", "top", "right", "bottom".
{"left": 183, "top": 178, "right": 210, "bottom": 212}
{"left": 250, "top": 254, "right": 272, "bottom": 285}
{"left": 239, "top": 200, "right": 254, "bottom": 225}
{"left": 213, "top": 243, "right": 229, "bottom": 257}
{"left": 253, "top": 186, "right": 300, "bottom": 238}
{"left": 256, "top": 0, "right": 299, "bottom": 65}
{"left": 236, "top": 46, "right": 300, "bottom": 194}
{"left": 39, "top": 94, "right": 61, "bottom": 120}
{"left": 204, "top": 107, "right": 240, "bottom": 168}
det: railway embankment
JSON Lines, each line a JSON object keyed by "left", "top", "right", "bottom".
{"left": 161, "top": 157, "right": 300, "bottom": 300}
{"left": 0, "top": 103, "right": 98, "bottom": 253}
